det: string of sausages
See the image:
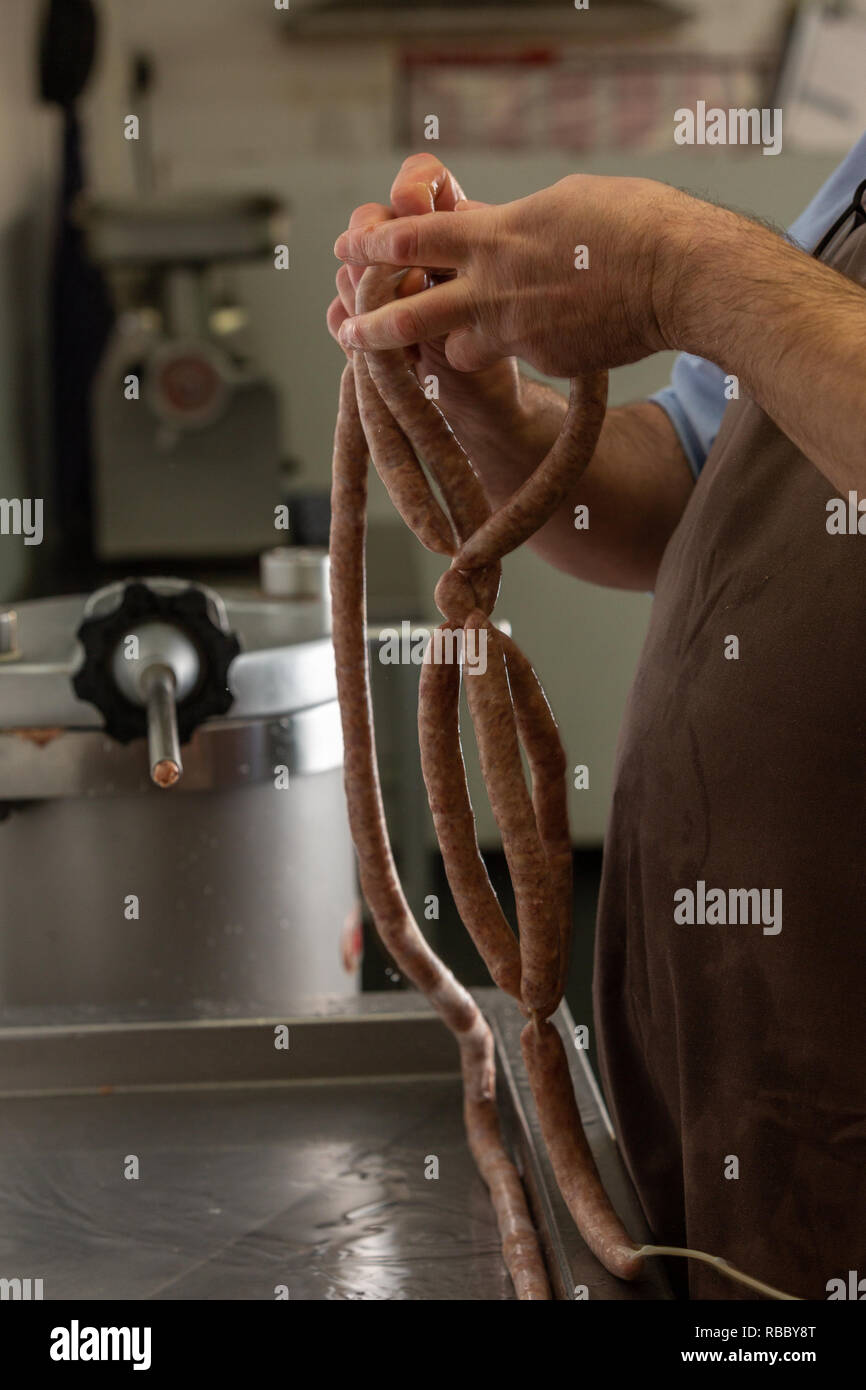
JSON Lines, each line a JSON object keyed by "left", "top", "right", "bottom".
{"left": 329, "top": 264, "right": 797, "bottom": 1302}
{"left": 329, "top": 262, "right": 641, "bottom": 1298}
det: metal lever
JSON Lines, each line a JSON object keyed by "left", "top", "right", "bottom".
{"left": 140, "top": 664, "right": 182, "bottom": 787}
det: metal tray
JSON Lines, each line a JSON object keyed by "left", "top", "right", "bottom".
{"left": 0, "top": 991, "right": 670, "bottom": 1300}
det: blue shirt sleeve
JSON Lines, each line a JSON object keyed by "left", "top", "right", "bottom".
{"left": 649, "top": 130, "right": 866, "bottom": 478}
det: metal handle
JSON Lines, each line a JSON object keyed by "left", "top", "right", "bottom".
{"left": 140, "top": 664, "right": 182, "bottom": 787}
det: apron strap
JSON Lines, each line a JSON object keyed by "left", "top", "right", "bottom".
{"left": 812, "top": 177, "right": 866, "bottom": 260}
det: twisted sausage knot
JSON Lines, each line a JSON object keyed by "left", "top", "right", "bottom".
{"left": 434, "top": 562, "right": 498, "bottom": 627}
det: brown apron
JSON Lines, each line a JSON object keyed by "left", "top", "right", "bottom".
{"left": 593, "top": 187, "right": 866, "bottom": 1300}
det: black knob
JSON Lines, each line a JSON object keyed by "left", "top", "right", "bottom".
{"left": 73, "top": 581, "right": 240, "bottom": 745}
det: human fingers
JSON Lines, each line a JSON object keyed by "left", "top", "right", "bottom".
{"left": 338, "top": 276, "right": 475, "bottom": 352}
{"left": 336, "top": 263, "right": 356, "bottom": 317}
{"left": 390, "top": 152, "right": 468, "bottom": 215}
{"left": 327, "top": 293, "right": 350, "bottom": 354}
{"left": 335, "top": 210, "right": 479, "bottom": 270}
{"left": 343, "top": 202, "right": 394, "bottom": 290}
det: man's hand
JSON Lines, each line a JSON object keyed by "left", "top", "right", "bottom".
{"left": 335, "top": 159, "right": 866, "bottom": 513}
{"left": 328, "top": 153, "right": 521, "bottom": 419}
{"left": 334, "top": 173, "right": 690, "bottom": 377}
{"left": 327, "top": 156, "right": 696, "bottom": 591}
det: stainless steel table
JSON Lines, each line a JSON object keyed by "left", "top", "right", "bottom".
{"left": 0, "top": 991, "right": 671, "bottom": 1300}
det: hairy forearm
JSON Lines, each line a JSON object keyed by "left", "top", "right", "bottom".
{"left": 661, "top": 200, "right": 866, "bottom": 493}
{"left": 445, "top": 373, "right": 693, "bottom": 590}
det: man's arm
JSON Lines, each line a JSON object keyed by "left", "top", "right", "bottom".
{"left": 442, "top": 371, "right": 694, "bottom": 590}
{"left": 659, "top": 204, "right": 866, "bottom": 496}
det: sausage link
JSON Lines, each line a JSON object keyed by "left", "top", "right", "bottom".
{"left": 521, "top": 1018, "right": 644, "bottom": 1281}
{"left": 500, "top": 632, "right": 573, "bottom": 1004}
{"left": 354, "top": 350, "right": 454, "bottom": 555}
{"left": 358, "top": 266, "right": 500, "bottom": 614}
{"left": 330, "top": 361, "right": 550, "bottom": 1299}
{"left": 331, "top": 365, "right": 467, "bottom": 1014}
{"left": 454, "top": 372, "right": 608, "bottom": 572}
{"left": 458, "top": 1010, "right": 550, "bottom": 1299}
{"left": 418, "top": 641, "right": 522, "bottom": 999}
{"left": 357, "top": 266, "right": 491, "bottom": 538}
{"left": 463, "top": 614, "right": 560, "bottom": 1019}
{"left": 465, "top": 1093, "right": 551, "bottom": 1299}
